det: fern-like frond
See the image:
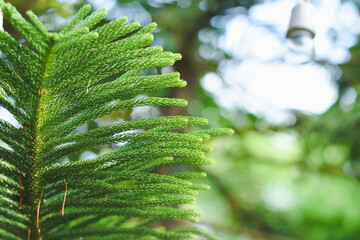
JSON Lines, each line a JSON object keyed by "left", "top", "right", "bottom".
{"left": 0, "top": 2, "right": 233, "bottom": 239}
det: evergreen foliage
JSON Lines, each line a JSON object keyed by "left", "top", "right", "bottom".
{"left": 0, "top": 2, "right": 233, "bottom": 239}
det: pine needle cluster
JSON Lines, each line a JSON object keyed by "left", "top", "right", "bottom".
{"left": 0, "top": 1, "right": 233, "bottom": 239}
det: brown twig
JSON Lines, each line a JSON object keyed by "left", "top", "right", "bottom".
{"left": 37, "top": 189, "right": 44, "bottom": 240}
{"left": 62, "top": 179, "right": 67, "bottom": 216}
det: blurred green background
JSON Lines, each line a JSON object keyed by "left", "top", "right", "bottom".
{"left": 2, "top": 0, "right": 360, "bottom": 239}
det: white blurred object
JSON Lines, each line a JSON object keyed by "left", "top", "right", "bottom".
{"left": 285, "top": 0, "right": 315, "bottom": 64}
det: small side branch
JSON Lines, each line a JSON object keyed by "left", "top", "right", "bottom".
{"left": 62, "top": 179, "right": 67, "bottom": 216}
{"left": 37, "top": 189, "right": 44, "bottom": 240}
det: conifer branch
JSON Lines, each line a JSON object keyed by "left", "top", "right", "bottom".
{"left": 0, "top": 1, "right": 233, "bottom": 239}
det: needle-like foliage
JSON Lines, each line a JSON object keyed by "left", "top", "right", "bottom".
{"left": 0, "top": 2, "right": 233, "bottom": 239}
